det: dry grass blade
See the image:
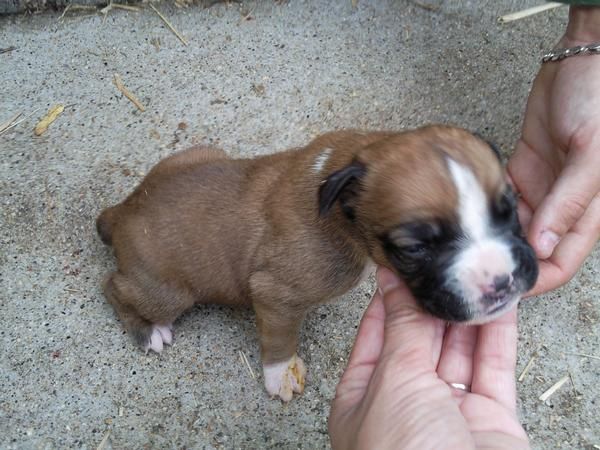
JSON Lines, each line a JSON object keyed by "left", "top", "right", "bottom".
{"left": 59, "top": 4, "right": 72, "bottom": 19}
{"left": 499, "top": 2, "right": 564, "bottom": 23}
{"left": 34, "top": 104, "right": 65, "bottom": 136}
{"left": 149, "top": 4, "right": 188, "bottom": 46}
{"left": 0, "top": 112, "right": 22, "bottom": 133}
{"left": 64, "top": 287, "right": 82, "bottom": 293}
{"left": 96, "top": 430, "right": 111, "bottom": 450}
{"left": 239, "top": 350, "right": 256, "bottom": 380}
{"left": 0, "top": 46, "right": 17, "bottom": 54}
{"left": 238, "top": 4, "right": 255, "bottom": 25}
{"left": 113, "top": 74, "right": 146, "bottom": 112}
{"left": 58, "top": 4, "right": 97, "bottom": 20}
{"left": 567, "top": 352, "right": 600, "bottom": 361}
{"left": 100, "top": 1, "right": 141, "bottom": 18}
{"left": 102, "top": 2, "right": 140, "bottom": 13}
{"left": 0, "top": 108, "right": 42, "bottom": 137}
{"left": 518, "top": 355, "right": 536, "bottom": 382}
{"left": 539, "top": 375, "right": 569, "bottom": 402}
{"left": 113, "top": 3, "right": 140, "bottom": 11}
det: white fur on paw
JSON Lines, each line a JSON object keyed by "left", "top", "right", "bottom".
{"left": 144, "top": 324, "right": 173, "bottom": 354}
{"left": 155, "top": 325, "right": 173, "bottom": 345}
{"left": 263, "top": 354, "right": 307, "bottom": 402}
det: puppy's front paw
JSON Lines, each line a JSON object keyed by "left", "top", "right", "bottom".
{"left": 263, "top": 354, "right": 307, "bottom": 402}
{"left": 144, "top": 324, "right": 173, "bottom": 354}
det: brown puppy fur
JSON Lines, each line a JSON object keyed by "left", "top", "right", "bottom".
{"left": 97, "top": 126, "right": 506, "bottom": 400}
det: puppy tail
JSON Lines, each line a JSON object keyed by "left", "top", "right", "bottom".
{"left": 96, "top": 206, "right": 119, "bottom": 246}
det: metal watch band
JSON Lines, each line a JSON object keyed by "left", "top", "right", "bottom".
{"left": 542, "top": 42, "right": 600, "bottom": 62}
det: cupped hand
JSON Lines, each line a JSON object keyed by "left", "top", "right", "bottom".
{"left": 508, "top": 25, "right": 600, "bottom": 296}
{"left": 329, "top": 267, "right": 530, "bottom": 450}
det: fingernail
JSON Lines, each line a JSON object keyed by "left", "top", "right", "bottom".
{"left": 376, "top": 267, "right": 400, "bottom": 294}
{"left": 538, "top": 230, "right": 560, "bottom": 259}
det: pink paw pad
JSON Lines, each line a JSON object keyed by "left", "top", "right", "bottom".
{"left": 144, "top": 324, "right": 173, "bottom": 354}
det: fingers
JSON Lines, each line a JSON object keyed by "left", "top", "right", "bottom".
{"left": 526, "top": 193, "right": 600, "bottom": 296}
{"left": 334, "top": 290, "right": 385, "bottom": 408}
{"left": 528, "top": 140, "right": 600, "bottom": 259}
{"left": 517, "top": 198, "right": 533, "bottom": 234}
{"left": 436, "top": 325, "right": 478, "bottom": 397}
{"left": 377, "top": 267, "right": 444, "bottom": 370}
{"left": 471, "top": 307, "right": 519, "bottom": 413}
{"left": 346, "top": 289, "right": 386, "bottom": 372}
{"left": 507, "top": 139, "right": 557, "bottom": 213}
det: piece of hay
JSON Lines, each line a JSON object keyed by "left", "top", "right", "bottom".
{"left": 100, "top": 2, "right": 140, "bottom": 15}
{"left": 238, "top": 5, "right": 255, "bottom": 24}
{"left": 96, "top": 431, "right": 110, "bottom": 450}
{"left": 113, "top": 74, "right": 146, "bottom": 112}
{"left": 518, "top": 355, "right": 536, "bottom": 382}
{"left": 0, "top": 108, "right": 42, "bottom": 137}
{"left": 34, "top": 104, "right": 65, "bottom": 136}
{"left": 499, "top": 2, "right": 564, "bottom": 23}
{"left": 539, "top": 375, "right": 569, "bottom": 402}
{"left": 567, "top": 352, "right": 600, "bottom": 361}
{"left": 149, "top": 4, "right": 188, "bottom": 46}
{"left": 0, "top": 112, "right": 22, "bottom": 133}
{"left": 239, "top": 350, "right": 256, "bottom": 380}
{"left": 58, "top": 4, "right": 97, "bottom": 21}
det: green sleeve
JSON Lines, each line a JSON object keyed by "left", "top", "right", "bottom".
{"left": 550, "top": 0, "right": 600, "bottom": 4}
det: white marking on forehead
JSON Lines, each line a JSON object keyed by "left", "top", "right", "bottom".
{"left": 447, "top": 159, "right": 488, "bottom": 241}
{"left": 312, "top": 148, "right": 333, "bottom": 174}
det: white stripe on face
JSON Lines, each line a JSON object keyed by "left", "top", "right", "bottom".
{"left": 447, "top": 159, "right": 488, "bottom": 241}
{"left": 446, "top": 159, "right": 516, "bottom": 307}
{"left": 312, "top": 148, "right": 333, "bottom": 174}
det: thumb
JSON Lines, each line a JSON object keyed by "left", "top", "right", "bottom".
{"left": 529, "top": 152, "right": 600, "bottom": 259}
{"left": 376, "top": 267, "right": 442, "bottom": 369}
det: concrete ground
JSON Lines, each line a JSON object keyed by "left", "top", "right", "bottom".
{"left": 1, "top": 0, "right": 598, "bottom": 448}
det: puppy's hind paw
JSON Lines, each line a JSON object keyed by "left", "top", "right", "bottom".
{"left": 263, "top": 354, "right": 307, "bottom": 402}
{"left": 144, "top": 324, "right": 173, "bottom": 354}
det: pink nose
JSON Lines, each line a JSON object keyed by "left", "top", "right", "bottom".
{"left": 479, "top": 274, "right": 512, "bottom": 294}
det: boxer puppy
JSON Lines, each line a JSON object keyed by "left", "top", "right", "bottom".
{"left": 96, "top": 125, "right": 538, "bottom": 401}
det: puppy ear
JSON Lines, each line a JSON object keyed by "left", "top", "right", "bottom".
{"left": 318, "top": 161, "right": 366, "bottom": 217}
{"left": 473, "top": 132, "right": 502, "bottom": 161}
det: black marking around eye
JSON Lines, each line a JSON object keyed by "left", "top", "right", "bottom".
{"left": 489, "top": 187, "right": 522, "bottom": 236}
{"left": 387, "top": 220, "right": 460, "bottom": 247}
{"left": 379, "top": 220, "right": 471, "bottom": 321}
{"left": 380, "top": 219, "right": 463, "bottom": 278}
{"left": 492, "top": 189, "right": 515, "bottom": 221}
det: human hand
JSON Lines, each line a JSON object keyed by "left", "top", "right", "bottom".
{"left": 507, "top": 6, "right": 600, "bottom": 296}
{"left": 329, "top": 267, "right": 529, "bottom": 450}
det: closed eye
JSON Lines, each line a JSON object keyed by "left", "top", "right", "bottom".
{"left": 492, "top": 188, "right": 516, "bottom": 222}
{"left": 398, "top": 243, "right": 429, "bottom": 258}
{"left": 385, "top": 220, "right": 450, "bottom": 260}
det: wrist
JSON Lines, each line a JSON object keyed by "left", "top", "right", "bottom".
{"left": 565, "top": 6, "right": 600, "bottom": 43}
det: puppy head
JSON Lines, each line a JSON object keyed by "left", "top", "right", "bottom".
{"left": 319, "top": 125, "right": 538, "bottom": 323}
